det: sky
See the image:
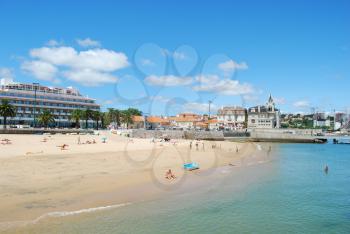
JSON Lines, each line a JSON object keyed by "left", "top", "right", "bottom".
{"left": 0, "top": 0, "right": 349, "bottom": 115}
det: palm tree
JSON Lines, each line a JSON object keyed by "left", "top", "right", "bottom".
{"left": 121, "top": 110, "right": 133, "bottom": 129}
{"left": 83, "top": 109, "right": 94, "bottom": 129}
{"left": 92, "top": 111, "right": 102, "bottom": 130}
{"left": 70, "top": 109, "right": 83, "bottom": 129}
{"left": 0, "top": 99, "right": 16, "bottom": 129}
{"left": 38, "top": 110, "right": 55, "bottom": 128}
{"left": 101, "top": 111, "right": 107, "bottom": 129}
{"left": 107, "top": 108, "right": 121, "bottom": 128}
{"left": 126, "top": 108, "right": 142, "bottom": 116}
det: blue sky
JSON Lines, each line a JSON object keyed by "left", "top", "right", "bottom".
{"left": 0, "top": 0, "right": 349, "bottom": 115}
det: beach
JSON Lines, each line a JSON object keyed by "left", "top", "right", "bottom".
{"left": 0, "top": 132, "right": 269, "bottom": 231}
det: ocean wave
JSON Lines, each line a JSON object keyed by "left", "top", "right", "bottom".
{"left": 0, "top": 202, "right": 132, "bottom": 231}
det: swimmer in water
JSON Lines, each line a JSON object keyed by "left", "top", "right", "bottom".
{"left": 324, "top": 165, "right": 329, "bottom": 174}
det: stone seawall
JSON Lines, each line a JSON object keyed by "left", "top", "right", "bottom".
{"left": 0, "top": 129, "right": 94, "bottom": 134}
{"left": 130, "top": 129, "right": 326, "bottom": 143}
{"left": 131, "top": 129, "right": 224, "bottom": 140}
{"left": 248, "top": 129, "right": 327, "bottom": 143}
{"left": 131, "top": 130, "right": 184, "bottom": 139}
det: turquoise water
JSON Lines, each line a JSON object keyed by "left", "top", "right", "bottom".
{"left": 16, "top": 143, "right": 350, "bottom": 233}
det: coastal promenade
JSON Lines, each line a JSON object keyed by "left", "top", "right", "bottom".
{"left": 0, "top": 128, "right": 94, "bottom": 135}
{"left": 130, "top": 129, "right": 327, "bottom": 143}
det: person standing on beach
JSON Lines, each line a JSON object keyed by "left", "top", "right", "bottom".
{"left": 190, "top": 141, "right": 192, "bottom": 149}
{"left": 195, "top": 142, "right": 199, "bottom": 151}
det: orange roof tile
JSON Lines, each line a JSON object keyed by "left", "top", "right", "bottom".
{"left": 146, "top": 116, "right": 170, "bottom": 123}
{"left": 207, "top": 119, "right": 218, "bottom": 124}
{"left": 132, "top": 115, "right": 144, "bottom": 122}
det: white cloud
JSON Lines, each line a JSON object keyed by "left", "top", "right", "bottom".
{"left": 173, "top": 51, "right": 186, "bottom": 60}
{"left": 242, "top": 94, "right": 259, "bottom": 103}
{"left": 293, "top": 100, "right": 310, "bottom": 108}
{"left": 63, "top": 69, "right": 118, "bottom": 87}
{"left": 149, "top": 95, "right": 171, "bottom": 103}
{"left": 145, "top": 75, "right": 193, "bottom": 87}
{"left": 22, "top": 45, "right": 129, "bottom": 86}
{"left": 30, "top": 47, "right": 128, "bottom": 72}
{"left": 160, "top": 49, "right": 187, "bottom": 60}
{"left": 21, "top": 61, "right": 58, "bottom": 81}
{"left": 141, "top": 59, "right": 155, "bottom": 66}
{"left": 218, "top": 60, "right": 248, "bottom": 72}
{"left": 274, "top": 97, "right": 286, "bottom": 105}
{"left": 0, "top": 67, "right": 15, "bottom": 85}
{"left": 193, "top": 75, "right": 253, "bottom": 95}
{"left": 182, "top": 102, "right": 217, "bottom": 113}
{"left": 76, "top": 38, "right": 101, "bottom": 48}
{"left": 46, "top": 39, "right": 62, "bottom": 47}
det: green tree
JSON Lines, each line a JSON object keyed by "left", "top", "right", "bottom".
{"left": 121, "top": 110, "right": 133, "bottom": 129}
{"left": 107, "top": 108, "right": 121, "bottom": 127}
{"left": 92, "top": 111, "right": 102, "bottom": 130}
{"left": 126, "top": 108, "right": 142, "bottom": 116}
{"left": 38, "top": 110, "right": 55, "bottom": 128}
{"left": 243, "top": 109, "right": 248, "bottom": 129}
{"left": 70, "top": 109, "right": 83, "bottom": 129}
{"left": 83, "top": 109, "right": 94, "bottom": 129}
{"left": 0, "top": 99, "right": 16, "bottom": 129}
{"left": 100, "top": 111, "right": 107, "bottom": 129}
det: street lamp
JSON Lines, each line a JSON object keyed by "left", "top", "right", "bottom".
{"left": 32, "top": 83, "right": 39, "bottom": 128}
{"left": 208, "top": 100, "right": 212, "bottom": 119}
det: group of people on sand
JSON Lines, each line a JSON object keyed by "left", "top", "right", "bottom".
{"left": 1, "top": 138, "right": 12, "bottom": 145}
{"left": 77, "top": 136, "right": 99, "bottom": 145}
{"left": 189, "top": 140, "right": 205, "bottom": 151}
{"left": 150, "top": 137, "right": 178, "bottom": 146}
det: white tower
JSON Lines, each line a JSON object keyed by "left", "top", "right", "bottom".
{"left": 266, "top": 94, "right": 275, "bottom": 112}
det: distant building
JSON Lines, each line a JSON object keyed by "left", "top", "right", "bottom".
{"left": 0, "top": 82, "right": 100, "bottom": 128}
{"left": 217, "top": 106, "right": 246, "bottom": 130}
{"left": 130, "top": 115, "right": 145, "bottom": 129}
{"left": 169, "top": 113, "right": 202, "bottom": 130}
{"left": 334, "top": 112, "right": 348, "bottom": 130}
{"left": 247, "top": 95, "right": 280, "bottom": 129}
{"left": 313, "top": 112, "right": 330, "bottom": 128}
{"left": 207, "top": 118, "right": 219, "bottom": 130}
{"left": 145, "top": 116, "right": 170, "bottom": 130}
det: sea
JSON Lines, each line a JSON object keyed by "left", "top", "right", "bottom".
{"left": 6, "top": 139, "right": 350, "bottom": 234}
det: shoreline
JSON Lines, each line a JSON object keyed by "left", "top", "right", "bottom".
{"left": 0, "top": 132, "right": 271, "bottom": 231}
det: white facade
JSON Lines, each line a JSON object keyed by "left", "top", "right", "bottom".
{"left": 217, "top": 106, "right": 246, "bottom": 130}
{"left": 0, "top": 83, "right": 100, "bottom": 128}
{"left": 247, "top": 95, "right": 280, "bottom": 129}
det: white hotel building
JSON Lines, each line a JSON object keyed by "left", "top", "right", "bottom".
{"left": 0, "top": 83, "right": 100, "bottom": 128}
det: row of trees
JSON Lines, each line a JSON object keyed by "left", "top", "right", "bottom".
{"left": 0, "top": 99, "right": 142, "bottom": 129}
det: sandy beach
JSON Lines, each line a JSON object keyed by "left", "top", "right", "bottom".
{"left": 0, "top": 132, "right": 270, "bottom": 230}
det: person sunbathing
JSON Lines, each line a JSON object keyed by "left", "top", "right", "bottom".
{"left": 57, "top": 144, "right": 68, "bottom": 150}
{"left": 165, "top": 169, "right": 176, "bottom": 180}
{"left": 1, "top": 139, "right": 12, "bottom": 145}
